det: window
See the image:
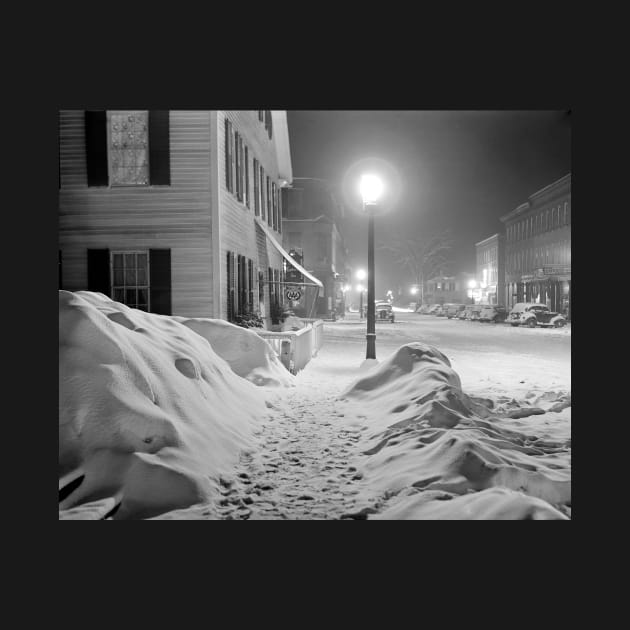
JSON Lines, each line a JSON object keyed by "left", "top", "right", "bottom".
{"left": 277, "top": 186, "right": 282, "bottom": 233}
{"left": 253, "top": 158, "right": 260, "bottom": 216}
{"left": 111, "top": 251, "right": 150, "bottom": 311}
{"left": 235, "top": 131, "right": 241, "bottom": 200}
{"left": 108, "top": 111, "right": 149, "bottom": 186}
{"left": 264, "top": 110, "right": 273, "bottom": 139}
{"left": 272, "top": 182, "right": 277, "bottom": 231}
{"left": 234, "top": 131, "right": 246, "bottom": 203}
{"left": 85, "top": 110, "right": 170, "bottom": 187}
{"left": 260, "top": 165, "right": 266, "bottom": 220}
{"left": 244, "top": 146, "right": 250, "bottom": 208}
{"left": 225, "top": 118, "right": 234, "bottom": 192}
{"left": 227, "top": 251, "right": 235, "bottom": 320}
{"left": 266, "top": 177, "right": 273, "bottom": 225}
{"left": 258, "top": 110, "right": 265, "bottom": 122}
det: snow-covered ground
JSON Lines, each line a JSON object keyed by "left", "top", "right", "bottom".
{"left": 59, "top": 296, "right": 570, "bottom": 520}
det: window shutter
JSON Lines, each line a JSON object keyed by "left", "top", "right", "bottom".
{"left": 253, "top": 158, "right": 259, "bottom": 216}
{"left": 278, "top": 188, "right": 283, "bottom": 233}
{"left": 226, "top": 251, "right": 233, "bottom": 320}
{"left": 230, "top": 124, "right": 235, "bottom": 194}
{"left": 272, "top": 182, "right": 277, "bottom": 230}
{"left": 225, "top": 119, "right": 231, "bottom": 191}
{"left": 239, "top": 137, "right": 244, "bottom": 202}
{"left": 148, "top": 110, "right": 170, "bottom": 186}
{"left": 235, "top": 131, "right": 241, "bottom": 200}
{"left": 149, "top": 249, "right": 172, "bottom": 315}
{"left": 267, "top": 177, "right": 272, "bottom": 226}
{"left": 244, "top": 146, "right": 250, "bottom": 208}
{"left": 85, "top": 111, "right": 108, "bottom": 187}
{"left": 261, "top": 167, "right": 266, "bottom": 221}
{"left": 248, "top": 259, "right": 254, "bottom": 312}
{"left": 87, "top": 248, "right": 111, "bottom": 295}
{"left": 232, "top": 252, "right": 237, "bottom": 317}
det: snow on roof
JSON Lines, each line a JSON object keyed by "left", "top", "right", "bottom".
{"left": 59, "top": 291, "right": 288, "bottom": 519}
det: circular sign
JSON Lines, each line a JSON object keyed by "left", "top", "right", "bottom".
{"left": 286, "top": 288, "right": 302, "bottom": 301}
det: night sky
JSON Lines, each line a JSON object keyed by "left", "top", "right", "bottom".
{"left": 287, "top": 110, "right": 571, "bottom": 297}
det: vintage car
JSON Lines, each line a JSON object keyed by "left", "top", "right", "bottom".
{"left": 508, "top": 302, "right": 567, "bottom": 328}
{"left": 456, "top": 305, "right": 473, "bottom": 320}
{"left": 435, "top": 304, "right": 448, "bottom": 316}
{"left": 469, "top": 306, "right": 483, "bottom": 321}
{"left": 445, "top": 304, "right": 466, "bottom": 319}
{"left": 417, "top": 304, "right": 433, "bottom": 314}
{"left": 478, "top": 304, "right": 508, "bottom": 323}
{"left": 427, "top": 304, "right": 442, "bottom": 315}
{"left": 375, "top": 301, "right": 395, "bottom": 322}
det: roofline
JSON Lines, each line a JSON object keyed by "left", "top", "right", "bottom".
{"left": 530, "top": 173, "right": 571, "bottom": 200}
{"left": 475, "top": 233, "right": 500, "bottom": 247}
{"left": 500, "top": 173, "right": 571, "bottom": 223}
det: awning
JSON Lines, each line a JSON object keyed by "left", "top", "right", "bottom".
{"left": 255, "top": 217, "right": 323, "bottom": 288}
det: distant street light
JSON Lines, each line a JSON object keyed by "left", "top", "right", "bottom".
{"left": 410, "top": 287, "right": 418, "bottom": 295}
{"left": 359, "top": 174, "right": 383, "bottom": 359}
{"left": 356, "top": 283, "right": 366, "bottom": 319}
{"left": 356, "top": 269, "right": 367, "bottom": 281}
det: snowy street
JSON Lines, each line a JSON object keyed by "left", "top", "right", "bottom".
{"left": 153, "top": 310, "right": 570, "bottom": 520}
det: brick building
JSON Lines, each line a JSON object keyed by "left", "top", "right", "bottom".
{"left": 500, "top": 173, "right": 571, "bottom": 317}
{"left": 58, "top": 110, "right": 320, "bottom": 327}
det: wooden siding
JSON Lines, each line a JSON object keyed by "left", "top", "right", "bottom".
{"left": 217, "top": 111, "right": 284, "bottom": 320}
{"left": 59, "top": 110, "right": 289, "bottom": 322}
{"left": 59, "top": 110, "right": 214, "bottom": 317}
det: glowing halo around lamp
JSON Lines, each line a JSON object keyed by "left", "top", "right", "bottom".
{"left": 359, "top": 174, "right": 384, "bottom": 205}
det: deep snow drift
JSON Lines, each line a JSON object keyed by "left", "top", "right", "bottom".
{"left": 340, "top": 343, "right": 570, "bottom": 519}
{"left": 59, "top": 291, "right": 291, "bottom": 520}
{"left": 172, "top": 316, "right": 294, "bottom": 388}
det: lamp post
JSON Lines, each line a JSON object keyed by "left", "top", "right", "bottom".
{"left": 359, "top": 174, "right": 383, "bottom": 360}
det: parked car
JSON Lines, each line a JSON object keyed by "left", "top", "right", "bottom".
{"left": 445, "top": 304, "right": 466, "bottom": 319}
{"left": 457, "top": 305, "right": 473, "bottom": 320}
{"left": 427, "top": 304, "right": 442, "bottom": 315}
{"left": 478, "top": 304, "right": 508, "bottom": 323}
{"left": 435, "top": 304, "right": 448, "bottom": 316}
{"left": 375, "top": 301, "right": 395, "bottom": 322}
{"left": 418, "top": 304, "right": 432, "bottom": 314}
{"left": 469, "top": 306, "right": 483, "bottom": 321}
{"left": 508, "top": 302, "right": 567, "bottom": 328}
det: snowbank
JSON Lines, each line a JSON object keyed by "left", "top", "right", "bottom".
{"left": 59, "top": 291, "right": 271, "bottom": 519}
{"left": 373, "top": 487, "right": 567, "bottom": 520}
{"left": 341, "top": 343, "right": 570, "bottom": 519}
{"left": 172, "top": 316, "right": 294, "bottom": 387}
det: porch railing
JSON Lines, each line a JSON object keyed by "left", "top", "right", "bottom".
{"left": 255, "top": 319, "right": 324, "bottom": 374}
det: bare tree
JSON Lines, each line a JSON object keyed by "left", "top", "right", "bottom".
{"left": 379, "top": 229, "right": 453, "bottom": 308}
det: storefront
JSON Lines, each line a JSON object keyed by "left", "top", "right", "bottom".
{"left": 505, "top": 267, "right": 570, "bottom": 318}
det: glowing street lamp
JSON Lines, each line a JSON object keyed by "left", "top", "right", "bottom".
{"left": 355, "top": 283, "right": 366, "bottom": 319}
{"left": 359, "top": 174, "right": 384, "bottom": 359}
